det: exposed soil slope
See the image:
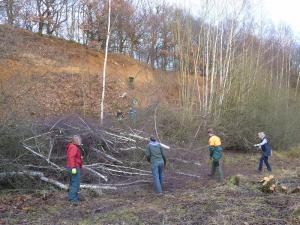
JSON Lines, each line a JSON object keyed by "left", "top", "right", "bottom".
{"left": 0, "top": 25, "right": 178, "bottom": 118}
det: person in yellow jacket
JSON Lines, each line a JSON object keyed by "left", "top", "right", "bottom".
{"left": 207, "top": 128, "right": 224, "bottom": 182}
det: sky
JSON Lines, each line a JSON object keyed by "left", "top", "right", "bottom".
{"left": 166, "top": 0, "right": 300, "bottom": 38}
{"left": 263, "top": 0, "right": 300, "bottom": 35}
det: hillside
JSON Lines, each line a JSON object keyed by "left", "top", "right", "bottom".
{"left": 1, "top": 25, "right": 300, "bottom": 225}
{"left": 0, "top": 25, "right": 178, "bottom": 118}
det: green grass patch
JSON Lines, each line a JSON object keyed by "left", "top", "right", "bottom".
{"left": 274, "top": 146, "right": 300, "bottom": 158}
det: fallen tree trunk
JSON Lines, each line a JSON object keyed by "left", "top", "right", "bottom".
{"left": 0, "top": 171, "right": 68, "bottom": 190}
{"left": 0, "top": 171, "right": 117, "bottom": 190}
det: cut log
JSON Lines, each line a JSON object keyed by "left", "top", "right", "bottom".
{"left": 0, "top": 171, "right": 116, "bottom": 190}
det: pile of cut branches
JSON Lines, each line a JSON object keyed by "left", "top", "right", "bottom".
{"left": 14, "top": 115, "right": 168, "bottom": 190}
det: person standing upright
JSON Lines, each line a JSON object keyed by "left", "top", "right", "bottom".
{"left": 128, "top": 107, "right": 137, "bottom": 127}
{"left": 254, "top": 132, "right": 272, "bottom": 174}
{"left": 145, "top": 136, "right": 167, "bottom": 194}
{"left": 207, "top": 128, "right": 224, "bottom": 182}
{"left": 66, "top": 135, "right": 83, "bottom": 203}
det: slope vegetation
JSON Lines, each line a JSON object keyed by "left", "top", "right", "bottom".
{"left": 0, "top": 25, "right": 177, "bottom": 118}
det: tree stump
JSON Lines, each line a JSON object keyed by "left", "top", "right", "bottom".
{"left": 259, "top": 175, "right": 289, "bottom": 193}
{"left": 259, "top": 175, "right": 277, "bottom": 193}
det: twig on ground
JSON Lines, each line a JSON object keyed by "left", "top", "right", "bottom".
{"left": 174, "top": 172, "right": 201, "bottom": 179}
{"left": 169, "top": 158, "right": 201, "bottom": 166}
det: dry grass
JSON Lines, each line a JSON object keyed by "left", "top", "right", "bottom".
{"left": 1, "top": 150, "right": 299, "bottom": 225}
{"left": 2, "top": 180, "right": 299, "bottom": 225}
{"left": 274, "top": 146, "right": 300, "bottom": 159}
{"left": 0, "top": 25, "right": 179, "bottom": 118}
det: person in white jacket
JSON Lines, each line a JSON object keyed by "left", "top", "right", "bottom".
{"left": 254, "top": 132, "right": 272, "bottom": 174}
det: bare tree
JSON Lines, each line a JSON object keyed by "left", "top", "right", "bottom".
{"left": 100, "top": 0, "right": 111, "bottom": 124}
{"left": 0, "top": 0, "right": 18, "bottom": 25}
{"left": 34, "top": 0, "right": 70, "bottom": 35}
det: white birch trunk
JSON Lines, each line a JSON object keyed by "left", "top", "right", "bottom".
{"left": 219, "top": 19, "right": 235, "bottom": 109}
{"left": 100, "top": 0, "right": 111, "bottom": 125}
{"left": 204, "top": 25, "right": 211, "bottom": 115}
{"left": 208, "top": 26, "right": 218, "bottom": 113}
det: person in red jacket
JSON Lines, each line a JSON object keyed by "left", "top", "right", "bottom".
{"left": 66, "top": 135, "right": 83, "bottom": 203}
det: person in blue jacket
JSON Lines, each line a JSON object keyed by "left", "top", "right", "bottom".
{"left": 254, "top": 132, "right": 272, "bottom": 174}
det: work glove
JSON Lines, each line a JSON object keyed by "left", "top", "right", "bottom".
{"left": 71, "top": 168, "right": 77, "bottom": 175}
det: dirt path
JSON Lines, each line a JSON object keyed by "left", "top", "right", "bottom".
{"left": 1, "top": 150, "right": 299, "bottom": 225}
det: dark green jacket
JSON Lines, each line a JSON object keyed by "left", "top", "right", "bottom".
{"left": 209, "top": 146, "right": 223, "bottom": 160}
{"left": 145, "top": 141, "right": 166, "bottom": 165}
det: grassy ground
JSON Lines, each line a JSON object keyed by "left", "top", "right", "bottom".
{"left": 0, "top": 149, "right": 299, "bottom": 225}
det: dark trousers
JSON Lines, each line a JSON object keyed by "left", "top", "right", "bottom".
{"left": 151, "top": 160, "right": 164, "bottom": 193}
{"left": 211, "top": 160, "right": 224, "bottom": 182}
{"left": 67, "top": 168, "right": 80, "bottom": 202}
{"left": 258, "top": 155, "right": 272, "bottom": 172}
